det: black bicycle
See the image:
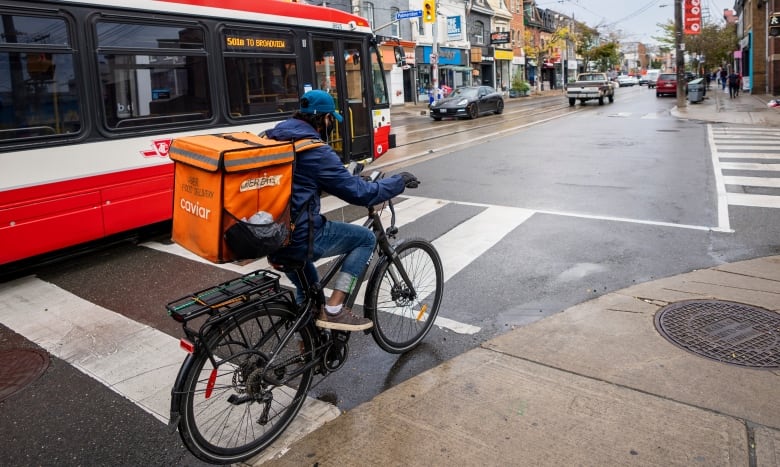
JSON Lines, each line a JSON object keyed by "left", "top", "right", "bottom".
{"left": 166, "top": 172, "right": 443, "bottom": 464}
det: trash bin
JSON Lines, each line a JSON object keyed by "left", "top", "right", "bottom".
{"left": 688, "top": 78, "right": 704, "bottom": 103}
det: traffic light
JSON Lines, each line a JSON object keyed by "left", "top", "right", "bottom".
{"left": 771, "top": 14, "right": 780, "bottom": 37}
{"left": 422, "top": 0, "right": 436, "bottom": 24}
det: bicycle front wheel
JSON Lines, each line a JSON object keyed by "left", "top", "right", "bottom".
{"left": 366, "top": 238, "right": 444, "bottom": 353}
{"left": 176, "top": 302, "right": 314, "bottom": 464}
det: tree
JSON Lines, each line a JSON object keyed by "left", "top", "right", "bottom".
{"left": 570, "top": 23, "right": 620, "bottom": 72}
{"left": 523, "top": 27, "right": 568, "bottom": 88}
{"left": 654, "top": 19, "right": 737, "bottom": 73}
{"left": 574, "top": 23, "right": 599, "bottom": 71}
{"left": 590, "top": 42, "right": 620, "bottom": 72}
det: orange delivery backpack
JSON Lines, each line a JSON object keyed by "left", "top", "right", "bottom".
{"left": 168, "top": 131, "right": 323, "bottom": 263}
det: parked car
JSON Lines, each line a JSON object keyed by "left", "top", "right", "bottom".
{"left": 656, "top": 73, "right": 680, "bottom": 97}
{"left": 616, "top": 75, "right": 638, "bottom": 87}
{"left": 429, "top": 85, "right": 504, "bottom": 120}
{"left": 646, "top": 70, "right": 660, "bottom": 89}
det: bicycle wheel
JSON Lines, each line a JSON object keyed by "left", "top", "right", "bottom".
{"left": 366, "top": 238, "right": 444, "bottom": 353}
{"left": 176, "top": 302, "right": 315, "bottom": 464}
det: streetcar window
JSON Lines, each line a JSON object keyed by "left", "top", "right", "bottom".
{"left": 96, "top": 21, "right": 211, "bottom": 130}
{"left": 370, "top": 44, "right": 388, "bottom": 105}
{"left": 0, "top": 16, "right": 70, "bottom": 45}
{"left": 221, "top": 29, "right": 298, "bottom": 118}
{"left": 0, "top": 14, "right": 82, "bottom": 141}
{"left": 95, "top": 23, "right": 205, "bottom": 49}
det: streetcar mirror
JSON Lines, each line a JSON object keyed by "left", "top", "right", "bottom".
{"left": 394, "top": 46, "right": 406, "bottom": 67}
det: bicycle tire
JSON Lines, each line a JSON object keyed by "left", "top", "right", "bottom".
{"left": 176, "top": 302, "right": 315, "bottom": 464}
{"left": 366, "top": 238, "right": 444, "bottom": 353}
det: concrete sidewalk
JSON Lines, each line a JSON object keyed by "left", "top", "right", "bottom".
{"left": 262, "top": 256, "right": 780, "bottom": 466}
{"left": 672, "top": 86, "right": 780, "bottom": 127}
{"left": 255, "top": 94, "right": 780, "bottom": 466}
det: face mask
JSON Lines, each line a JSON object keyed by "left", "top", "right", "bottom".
{"left": 320, "top": 115, "right": 335, "bottom": 142}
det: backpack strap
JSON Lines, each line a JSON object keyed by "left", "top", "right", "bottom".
{"left": 290, "top": 137, "right": 325, "bottom": 261}
{"left": 293, "top": 138, "right": 325, "bottom": 152}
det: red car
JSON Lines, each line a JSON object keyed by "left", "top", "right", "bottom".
{"left": 656, "top": 73, "right": 679, "bottom": 97}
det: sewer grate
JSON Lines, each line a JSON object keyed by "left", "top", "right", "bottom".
{"left": 0, "top": 348, "right": 50, "bottom": 402}
{"left": 654, "top": 300, "right": 780, "bottom": 369}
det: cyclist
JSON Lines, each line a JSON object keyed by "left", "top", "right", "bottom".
{"left": 266, "top": 89, "right": 419, "bottom": 331}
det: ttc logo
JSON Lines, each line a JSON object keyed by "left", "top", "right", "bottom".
{"left": 141, "top": 139, "right": 172, "bottom": 157}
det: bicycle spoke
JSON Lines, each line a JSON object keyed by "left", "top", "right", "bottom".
{"left": 177, "top": 305, "right": 314, "bottom": 462}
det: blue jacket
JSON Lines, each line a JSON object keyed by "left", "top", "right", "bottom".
{"left": 264, "top": 117, "right": 406, "bottom": 253}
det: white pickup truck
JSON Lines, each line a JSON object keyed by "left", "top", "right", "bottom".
{"left": 566, "top": 72, "right": 615, "bottom": 106}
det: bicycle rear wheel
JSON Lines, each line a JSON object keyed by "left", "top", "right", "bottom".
{"left": 366, "top": 238, "right": 443, "bottom": 353}
{"left": 176, "top": 302, "right": 314, "bottom": 464}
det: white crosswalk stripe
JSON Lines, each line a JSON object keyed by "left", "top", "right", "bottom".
{"left": 0, "top": 275, "right": 344, "bottom": 462}
{"left": 0, "top": 194, "right": 532, "bottom": 460}
{"left": 143, "top": 196, "right": 533, "bottom": 335}
{"left": 709, "top": 125, "right": 780, "bottom": 216}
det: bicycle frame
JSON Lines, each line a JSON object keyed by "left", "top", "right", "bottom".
{"left": 258, "top": 198, "right": 420, "bottom": 384}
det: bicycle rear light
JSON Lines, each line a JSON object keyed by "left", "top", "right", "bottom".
{"left": 180, "top": 338, "right": 195, "bottom": 353}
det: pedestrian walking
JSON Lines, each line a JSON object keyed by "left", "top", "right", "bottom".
{"left": 735, "top": 73, "right": 743, "bottom": 97}
{"left": 727, "top": 71, "right": 739, "bottom": 98}
{"left": 720, "top": 68, "right": 728, "bottom": 91}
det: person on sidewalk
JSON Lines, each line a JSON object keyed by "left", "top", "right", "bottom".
{"left": 265, "top": 90, "right": 419, "bottom": 331}
{"left": 735, "top": 72, "right": 743, "bottom": 97}
{"left": 720, "top": 68, "right": 728, "bottom": 91}
{"left": 727, "top": 71, "right": 739, "bottom": 98}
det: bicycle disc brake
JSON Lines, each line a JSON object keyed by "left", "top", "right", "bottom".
{"left": 390, "top": 283, "right": 416, "bottom": 306}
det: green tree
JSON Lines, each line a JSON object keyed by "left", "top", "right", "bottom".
{"left": 654, "top": 19, "right": 737, "bottom": 73}
{"left": 574, "top": 23, "right": 599, "bottom": 71}
{"left": 590, "top": 42, "right": 620, "bottom": 72}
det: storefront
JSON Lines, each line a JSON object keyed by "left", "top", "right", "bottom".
{"left": 416, "top": 45, "right": 469, "bottom": 99}
{"left": 494, "top": 49, "right": 513, "bottom": 92}
{"left": 511, "top": 54, "right": 525, "bottom": 87}
{"left": 378, "top": 39, "right": 416, "bottom": 104}
{"left": 470, "top": 47, "right": 494, "bottom": 87}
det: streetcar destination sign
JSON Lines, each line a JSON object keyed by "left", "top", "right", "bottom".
{"left": 396, "top": 10, "right": 422, "bottom": 20}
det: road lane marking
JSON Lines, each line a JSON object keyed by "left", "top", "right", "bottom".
{"left": 144, "top": 196, "right": 483, "bottom": 334}
{"left": 718, "top": 153, "right": 780, "bottom": 159}
{"left": 708, "top": 124, "right": 733, "bottom": 232}
{"left": 719, "top": 162, "right": 780, "bottom": 171}
{"left": 0, "top": 276, "right": 340, "bottom": 456}
{"left": 727, "top": 193, "right": 780, "bottom": 208}
{"left": 723, "top": 176, "right": 780, "bottom": 188}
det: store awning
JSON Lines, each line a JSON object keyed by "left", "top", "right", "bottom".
{"left": 439, "top": 65, "right": 472, "bottom": 72}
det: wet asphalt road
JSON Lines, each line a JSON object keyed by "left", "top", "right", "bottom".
{"left": 2, "top": 85, "right": 778, "bottom": 464}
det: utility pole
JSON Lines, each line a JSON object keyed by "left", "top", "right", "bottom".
{"left": 432, "top": 8, "right": 438, "bottom": 94}
{"left": 675, "top": 0, "right": 686, "bottom": 108}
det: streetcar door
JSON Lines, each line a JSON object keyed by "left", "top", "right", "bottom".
{"left": 311, "top": 37, "right": 371, "bottom": 162}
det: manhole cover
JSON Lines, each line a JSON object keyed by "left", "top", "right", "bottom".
{"left": 0, "top": 348, "right": 50, "bottom": 402}
{"left": 654, "top": 300, "right": 780, "bottom": 369}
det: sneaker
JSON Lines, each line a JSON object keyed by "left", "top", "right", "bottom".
{"left": 316, "top": 307, "right": 373, "bottom": 331}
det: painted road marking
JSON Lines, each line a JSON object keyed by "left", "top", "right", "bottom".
{"left": 0, "top": 276, "right": 340, "bottom": 460}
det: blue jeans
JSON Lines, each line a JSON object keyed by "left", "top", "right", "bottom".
{"left": 281, "top": 220, "right": 376, "bottom": 303}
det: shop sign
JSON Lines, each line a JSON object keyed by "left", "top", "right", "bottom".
{"left": 490, "top": 31, "right": 510, "bottom": 45}
{"left": 447, "top": 16, "right": 462, "bottom": 39}
{"left": 684, "top": 0, "right": 702, "bottom": 35}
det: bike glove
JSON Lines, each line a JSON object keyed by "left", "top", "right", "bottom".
{"left": 398, "top": 172, "right": 420, "bottom": 189}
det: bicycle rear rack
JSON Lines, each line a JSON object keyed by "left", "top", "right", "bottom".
{"left": 166, "top": 269, "right": 294, "bottom": 348}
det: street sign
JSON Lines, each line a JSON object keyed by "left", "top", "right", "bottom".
{"left": 396, "top": 10, "right": 422, "bottom": 20}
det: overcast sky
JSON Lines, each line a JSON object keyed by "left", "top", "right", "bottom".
{"left": 543, "top": 0, "right": 736, "bottom": 44}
